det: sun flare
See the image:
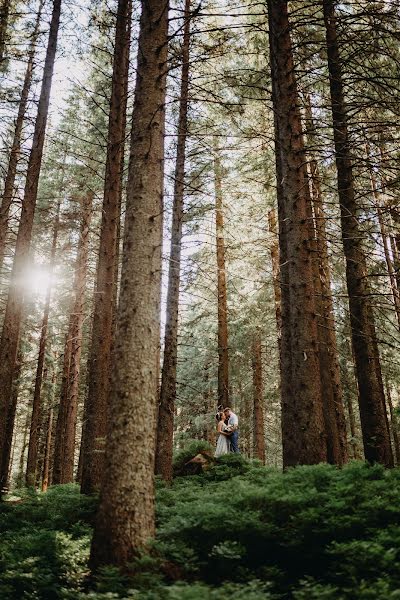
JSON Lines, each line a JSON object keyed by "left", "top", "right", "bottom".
{"left": 23, "top": 265, "right": 53, "bottom": 296}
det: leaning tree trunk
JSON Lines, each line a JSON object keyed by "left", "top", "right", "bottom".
{"left": 213, "top": 141, "right": 230, "bottom": 409}
{"left": 89, "top": 0, "right": 169, "bottom": 570}
{"left": 322, "top": 0, "right": 393, "bottom": 466}
{"left": 25, "top": 198, "right": 61, "bottom": 486}
{"left": 267, "top": 0, "right": 326, "bottom": 466}
{"left": 0, "top": 0, "right": 62, "bottom": 483}
{"left": 0, "top": 0, "right": 44, "bottom": 271}
{"left": 80, "top": 0, "right": 132, "bottom": 496}
{"left": 155, "top": 0, "right": 191, "bottom": 482}
{"left": 53, "top": 192, "right": 93, "bottom": 484}
{"left": 251, "top": 333, "right": 266, "bottom": 463}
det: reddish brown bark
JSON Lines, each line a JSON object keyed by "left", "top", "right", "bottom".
{"left": 251, "top": 333, "right": 266, "bottom": 464}
{"left": 304, "top": 97, "right": 348, "bottom": 465}
{"left": 0, "top": 0, "right": 62, "bottom": 483}
{"left": 90, "top": 0, "right": 168, "bottom": 569}
{"left": 322, "top": 0, "right": 393, "bottom": 466}
{"left": 41, "top": 407, "right": 53, "bottom": 493}
{"left": 0, "top": 350, "right": 22, "bottom": 493}
{"left": 80, "top": 0, "right": 132, "bottom": 496}
{"left": 386, "top": 384, "right": 400, "bottom": 465}
{"left": 213, "top": 142, "right": 230, "bottom": 409}
{"left": 53, "top": 192, "right": 93, "bottom": 484}
{"left": 26, "top": 198, "right": 61, "bottom": 486}
{"left": 0, "top": 0, "right": 44, "bottom": 271}
{"left": 155, "top": 0, "right": 191, "bottom": 482}
{"left": 268, "top": 0, "right": 326, "bottom": 466}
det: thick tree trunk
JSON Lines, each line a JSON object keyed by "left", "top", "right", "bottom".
{"left": 0, "top": 0, "right": 62, "bottom": 480}
{"left": 53, "top": 192, "right": 93, "bottom": 484}
{"left": 0, "top": 0, "right": 44, "bottom": 271}
{"left": 251, "top": 333, "right": 266, "bottom": 463}
{"left": 213, "top": 142, "right": 229, "bottom": 409}
{"left": 80, "top": 0, "right": 132, "bottom": 496}
{"left": 26, "top": 198, "right": 61, "bottom": 486}
{"left": 0, "top": 349, "right": 22, "bottom": 492}
{"left": 267, "top": 0, "right": 326, "bottom": 466}
{"left": 304, "top": 97, "right": 348, "bottom": 465}
{"left": 322, "top": 0, "right": 393, "bottom": 466}
{"left": 155, "top": 0, "right": 191, "bottom": 482}
{"left": 89, "top": 0, "right": 168, "bottom": 569}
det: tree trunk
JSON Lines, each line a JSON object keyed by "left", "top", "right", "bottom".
{"left": 267, "top": 0, "right": 326, "bottom": 466}
{"left": 41, "top": 407, "right": 53, "bottom": 492}
{"left": 89, "top": 0, "right": 168, "bottom": 569}
{"left": 386, "top": 383, "right": 400, "bottom": 465}
{"left": 26, "top": 198, "right": 61, "bottom": 486}
{"left": 251, "top": 333, "right": 265, "bottom": 463}
{"left": 213, "top": 141, "right": 229, "bottom": 409}
{"left": 155, "top": 0, "right": 191, "bottom": 482}
{"left": 80, "top": 0, "right": 132, "bottom": 496}
{"left": 53, "top": 192, "right": 93, "bottom": 484}
{"left": 0, "top": 0, "right": 62, "bottom": 480}
{"left": 322, "top": 0, "right": 393, "bottom": 466}
{"left": 304, "top": 96, "right": 348, "bottom": 465}
{"left": 0, "top": 0, "right": 44, "bottom": 271}
{"left": 0, "top": 349, "right": 22, "bottom": 493}
{"left": 366, "top": 143, "right": 400, "bottom": 330}
{"left": 0, "top": 0, "right": 10, "bottom": 65}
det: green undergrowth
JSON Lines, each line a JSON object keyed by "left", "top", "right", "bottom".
{"left": 1, "top": 457, "right": 400, "bottom": 599}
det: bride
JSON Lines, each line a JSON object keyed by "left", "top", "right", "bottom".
{"left": 214, "top": 411, "right": 231, "bottom": 457}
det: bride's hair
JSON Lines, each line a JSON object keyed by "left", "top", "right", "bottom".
{"left": 215, "top": 411, "right": 224, "bottom": 422}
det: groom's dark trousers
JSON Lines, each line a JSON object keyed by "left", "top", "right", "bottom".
{"left": 230, "top": 430, "right": 240, "bottom": 453}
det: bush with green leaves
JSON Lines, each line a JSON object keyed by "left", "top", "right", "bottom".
{"left": 1, "top": 458, "right": 400, "bottom": 599}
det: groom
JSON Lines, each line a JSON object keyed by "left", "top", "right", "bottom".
{"left": 224, "top": 407, "right": 240, "bottom": 453}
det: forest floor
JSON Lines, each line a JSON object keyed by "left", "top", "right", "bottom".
{"left": 1, "top": 449, "right": 400, "bottom": 599}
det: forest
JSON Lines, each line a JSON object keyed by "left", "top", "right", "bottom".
{"left": 0, "top": 0, "right": 399, "bottom": 598}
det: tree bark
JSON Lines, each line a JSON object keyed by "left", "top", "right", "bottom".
{"left": 53, "top": 192, "right": 93, "bottom": 484}
{"left": 155, "top": 0, "right": 191, "bottom": 482}
{"left": 80, "top": 0, "right": 132, "bottom": 496}
{"left": 267, "top": 0, "right": 326, "bottom": 466}
{"left": 386, "top": 383, "right": 400, "bottom": 465}
{"left": 251, "top": 333, "right": 265, "bottom": 463}
{"left": 0, "top": 349, "right": 22, "bottom": 493}
{"left": 26, "top": 198, "right": 61, "bottom": 486}
{"left": 89, "top": 0, "right": 168, "bottom": 569}
{"left": 304, "top": 96, "right": 348, "bottom": 465}
{"left": 0, "top": 0, "right": 10, "bottom": 65}
{"left": 322, "top": 0, "right": 393, "bottom": 466}
{"left": 0, "top": 0, "right": 44, "bottom": 271}
{"left": 213, "top": 141, "right": 230, "bottom": 409}
{"left": 41, "top": 407, "right": 53, "bottom": 492}
{"left": 0, "top": 0, "right": 62, "bottom": 480}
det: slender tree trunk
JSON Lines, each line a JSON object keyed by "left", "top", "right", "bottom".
{"left": 251, "top": 333, "right": 265, "bottom": 463}
{"left": 213, "top": 141, "right": 229, "bottom": 409}
{"left": 90, "top": 0, "right": 169, "bottom": 569}
{"left": 304, "top": 97, "right": 348, "bottom": 465}
{"left": 41, "top": 407, "right": 53, "bottom": 492}
{"left": 268, "top": 209, "right": 281, "bottom": 337}
{"left": 322, "top": 0, "right": 393, "bottom": 466}
{"left": 26, "top": 199, "right": 61, "bottom": 486}
{"left": 0, "top": 0, "right": 44, "bottom": 271}
{"left": 386, "top": 383, "right": 400, "bottom": 465}
{"left": 366, "top": 144, "right": 400, "bottom": 329}
{"left": 80, "top": 0, "right": 132, "bottom": 496}
{"left": 53, "top": 192, "right": 93, "bottom": 484}
{"left": 267, "top": 0, "right": 326, "bottom": 466}
{"left": 155, "top": 0, "right": 191, "bottom": 482}
{"left": 0, "top": 0, "right": 62, "bottom": 479}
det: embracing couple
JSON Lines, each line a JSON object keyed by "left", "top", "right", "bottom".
{"left": 214, "top": 407, "right": 239, "bottom": 457}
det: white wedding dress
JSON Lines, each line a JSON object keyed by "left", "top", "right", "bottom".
{"left": 214, "top": 425, "right": 230, "bottom": 457}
